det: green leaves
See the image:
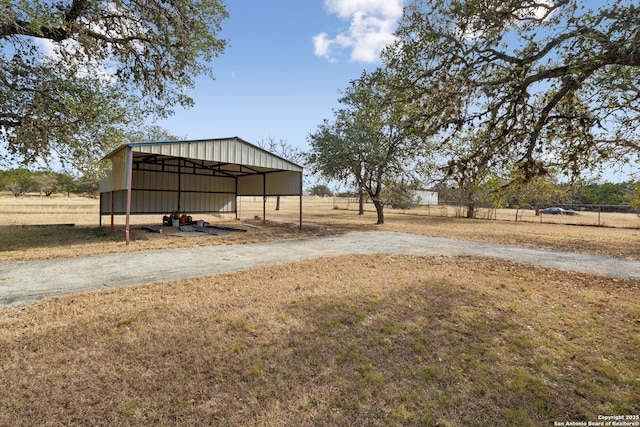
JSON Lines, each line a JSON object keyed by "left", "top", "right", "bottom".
{"left": 1, "top": 0, "right": 228, "bottom": 170}
{"left": 308, "top": 70, "right": 430, "bottom": 224}
{"left": 383, "top": 0, "right": 640, "bottom": 182}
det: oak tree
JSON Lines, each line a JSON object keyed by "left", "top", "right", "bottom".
{"left": 1, "top": 0, "right": 228, "bottom": 169}
{"left": 307, "top": 71, "right": 428, "bottom": 224}
{"left": 383, "top": 0, "right": 640, "bottom": 182}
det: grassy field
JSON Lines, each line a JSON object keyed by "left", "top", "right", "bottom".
{"left": 1, "top": 195, "right": 639, "bottom": 261}
{"left": 2, "top": 193, "right": 639, "bottom": 228}
{"left": 1, "top": 196, "right": 639, "bottom": 426}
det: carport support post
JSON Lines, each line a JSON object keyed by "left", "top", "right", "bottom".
{"left": 235, "top": 178, "right": 239, "bottom": 220}
{"left": 110, "top": 190, "right": 115, "bottom": 233}
{"left": 299, "top": 172, "right": 303, "bottom": 230}
{"left": 262, "top": 173, "right": 266, "bottom": 224}
{"left": 125, "top": 146, "right": 133, "bottom": 246}
{"left": 177, "top": 158, "right": 182, "bottom": 214}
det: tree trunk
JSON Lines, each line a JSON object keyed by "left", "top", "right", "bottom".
{"left": 358, "top": 187, "right": 364, "bottom": 215}
{"left": 466, "top": 203, "right": 475, "bottom": 219}
{"left": 373, "top": 199, "right": 385, "bottom": 224}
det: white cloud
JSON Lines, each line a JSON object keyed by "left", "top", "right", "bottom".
{"left": 313, "top": 0, "right": 404, "bottom": 63}
{"left": 515, "top": 0, "right": 555, "bottom": 21}
{"left": 35, "top": 38, "right": 117, "bottom": 83}
{"left": 312, "top": 32, "right": 335, "bottom": 61}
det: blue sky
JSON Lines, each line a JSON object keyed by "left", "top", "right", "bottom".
{"left": 156, "top": 0, "right": 404, "bottom": 151}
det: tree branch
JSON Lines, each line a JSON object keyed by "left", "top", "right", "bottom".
{"left": 0, "top": 0, "right": 89, "bottom": 41}
{"left": 0, "top": 118, "right": 22, "bottom": 127}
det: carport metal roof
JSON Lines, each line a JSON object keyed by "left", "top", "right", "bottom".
{"left": 99, "top": 137, "right": 304, "bottom": 244}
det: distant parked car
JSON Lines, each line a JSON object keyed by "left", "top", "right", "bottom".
{"left": 540, "top": 207, "right": 563, "bottom": 214}
{"left": 540, "top": 207, "right": 578, "bottom": 215}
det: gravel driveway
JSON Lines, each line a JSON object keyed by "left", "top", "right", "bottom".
{"left": 1, "top": 231, "right": 639, "bottom": 309}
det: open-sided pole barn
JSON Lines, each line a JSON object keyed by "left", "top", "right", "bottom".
{"left": 99, "top": 137, "right": 304, "bottom": 245}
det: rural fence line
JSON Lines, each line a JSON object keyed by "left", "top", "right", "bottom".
{"left": 332, "top": 197, "right": 640, "bottom": 229}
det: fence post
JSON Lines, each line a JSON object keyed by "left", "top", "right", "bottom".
{"left": 598, "top": 206, "right": 601, "bottom": 226}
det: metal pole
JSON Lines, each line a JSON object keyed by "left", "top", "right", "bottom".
{"left": 125, "top": 146, "right": 133, "bottom": 246}
{"left": 262, "top": 173, "right": 266, "bottom": 224}
{"left": 177, "top": 158, "right": 182, "bottom": 214}
{"left": 110, "top": 190, "right": 115, "bottom": 233}
{"left": 299, "top": 172, "right": 303, "bottom": 230}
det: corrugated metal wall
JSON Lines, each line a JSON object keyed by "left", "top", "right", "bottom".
{"left": 236, "top": 171, "right": 301, "bottom": 196}
{"left": 99, "top": 147, "right": 128, "bottom": 192}
{"left": 100, "top": 167, "right": 238, "bottom": 214}
{"left": 100, "top": 190, "right": 236, "bottom": 215}
{"left": 99, "top": 138, "right": 303, "bottom": 216}
{"left": 266, "top": 171, "right": 302, "bottom": 195}
{"left": 134, "top": 169, "right": 235, "bottom": 193}
{"left": 413, "top": 191, "right": 439, "bottom": 205}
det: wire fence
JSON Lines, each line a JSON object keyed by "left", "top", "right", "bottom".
{"left": 332, "top": 197, "right": 640, "bottom": 229}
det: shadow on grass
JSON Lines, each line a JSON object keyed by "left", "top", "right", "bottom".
{"left": 1, "top": 255, "right": 638, "bottom": 426}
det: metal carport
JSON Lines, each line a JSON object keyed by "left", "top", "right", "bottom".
{"left": 99, "top": 137, "right": 303, "bottom": 244}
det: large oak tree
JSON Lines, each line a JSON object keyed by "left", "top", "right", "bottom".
{"left": 383, "top": 0, "right": 640, "bottom": 182}
{"left": 1, "top": 0, "right": 227, "bottom": 169}
{"left": 307, "top": 71, "right": 428, "bottom": 224}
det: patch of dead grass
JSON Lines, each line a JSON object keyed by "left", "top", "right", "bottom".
{"left": 2, "top": 197, "right": 639, "bottom": 425}
{"left": 1, "top": 255, "right": 639, "bottom": 426}
{"left": 378, "top": 214, "right": 640, "bottom": 260}
{"left": 0, "top": 219, "right": 361, "bottom": 262}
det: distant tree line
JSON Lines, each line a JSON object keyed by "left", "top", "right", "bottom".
{"left": 308, "top": 184, "right": 334, "bottom": 198}
{"left": 573, "top": 181, "right": 637, "bottom": 206}
{"left": 0, "top": 169, "right": 99, "bottom": 198}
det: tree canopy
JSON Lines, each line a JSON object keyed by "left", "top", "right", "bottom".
{"left": 382, "top": 0, "right": 640, "bottom": 182}
{"left": 307, "top": 71, "right": 428, "bottom": 224}
{"left": 308, "top": 184, "right": 333, "bottom": 198}
{"left": 1, "top": 0, "right": 228, "bottom": 169}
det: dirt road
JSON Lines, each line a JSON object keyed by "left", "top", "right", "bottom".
{"left": 1, "top": 231, "right": 639, "bottom": 309}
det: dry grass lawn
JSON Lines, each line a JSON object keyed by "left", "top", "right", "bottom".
{"left": 1, "top": 195, "right": 640, "bottom": 261}
{"left": 1, "top": 196, "right": 639, "bottom": 425}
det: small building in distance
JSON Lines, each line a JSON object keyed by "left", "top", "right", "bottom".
{"left": 413, "top": 190, "right": 438, "bottom": 206}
